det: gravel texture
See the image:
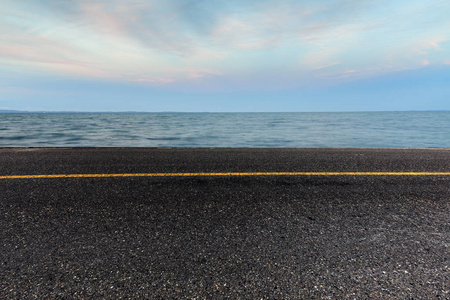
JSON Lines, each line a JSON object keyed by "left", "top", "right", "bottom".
{"left": 0, "top": 148, "right": 449, "bottom": 299}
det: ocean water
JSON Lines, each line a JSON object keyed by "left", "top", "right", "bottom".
{"left": 0, "top": 112, "right": 449, "bottom": 148}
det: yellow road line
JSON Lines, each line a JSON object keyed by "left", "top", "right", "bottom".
{"left": 1, "top": 172, "right": 450, "bottom": 179}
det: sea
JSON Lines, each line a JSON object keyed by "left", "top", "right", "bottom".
{"left": 0, "top": 111, "right": 449, "bottom": 148}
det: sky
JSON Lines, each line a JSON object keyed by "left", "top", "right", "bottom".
{"left": 1, "top": 0, "right": 449, "bottom": 112}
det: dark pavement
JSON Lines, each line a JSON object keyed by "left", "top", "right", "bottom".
{"left": 0, "top": 148, "right": 449, "bottom": 298}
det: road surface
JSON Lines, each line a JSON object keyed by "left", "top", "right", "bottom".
{"left": 1, "top": 148, "right": 449, "bottom": 298}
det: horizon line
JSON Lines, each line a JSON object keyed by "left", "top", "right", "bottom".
{"left": 1, "top": 109, "right": 449, "bottom": 114}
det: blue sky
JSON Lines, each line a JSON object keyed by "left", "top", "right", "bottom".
{"left": 1, "top": 0, "right": 449, "bottom": 112}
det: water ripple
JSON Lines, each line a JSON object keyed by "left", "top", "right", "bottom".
{"left": 0, "top": 112, "right": 449, "bottom": 147}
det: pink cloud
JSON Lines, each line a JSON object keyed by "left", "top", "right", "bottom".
{"left": 187, "top": 69, "right": 223, "bottom": 79}
{"left": 0, "top": 44, "right": 84, "bottom": 68}
{"left": 0, "top": 39, "right": 112, "bottom": 79}
{"left": 423, "top": 38, "right": 448, "bottom": 50}
{"left": 414, "top": 38, "right": 449, "bottom": 55}
{"left": 312, "top": 62, "right": 341, "bottom": 70}
{"left": 130, "top": 78, "right": 174, "bottom": 84}
{"left": 315, "top": 69, "right": 363, "bottom": 80}
{"left": 75, "top": 2, "right": 129, "bottom": 37}
{"left": 422, "top": 59, "right": 430, "bottom": 66}
{"left": 188, "top": 74, "right": 204, "bottom": 79}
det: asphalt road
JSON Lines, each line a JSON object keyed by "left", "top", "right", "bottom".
{"left": 0, "top": 148, "right": 449, "bottom": 299}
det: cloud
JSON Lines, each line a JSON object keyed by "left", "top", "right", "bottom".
{"left": 130, "top": 78, "right": 174, "bottom": 84}
{"left": 413, "top": 38, "right": 449, "bottom": 55}
{"left": 315, "top": 69, "right": 362, "bottom": 80}
{"left": 423, "top": 38, "right": 448, "bottom": 50}
{"left": 187, "top": 69, "right": 223, "bottom": 79}
{"left": 312, "top": 62, "right": 342, "bottom": 70}
{"left": 0, "top": 0, "right": 449, "bottom": 89}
